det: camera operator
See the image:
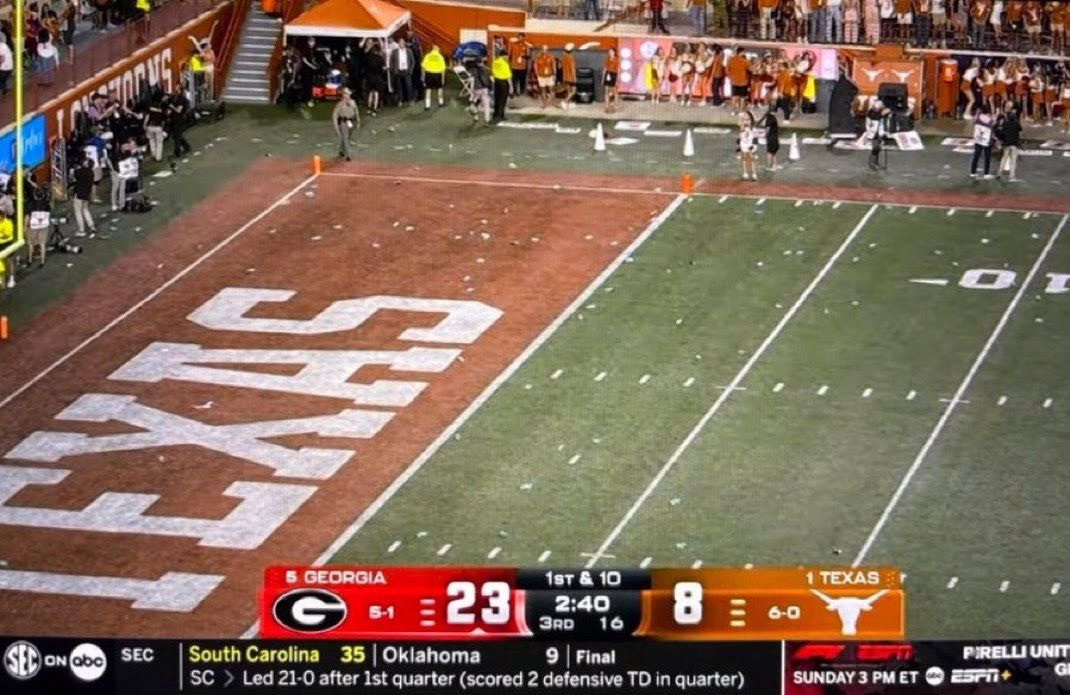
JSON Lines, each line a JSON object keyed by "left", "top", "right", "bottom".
{"left": 865, "top": 98, "right": 889, "bottom": 171}
{"left": 72, "top": 158, "right": 98, "bottom": 237}
{"left": 166, "top": 84, "right": 192, "bottom": 160}
{"left": 106, "top": 136, "right": 141, "bottom": 212}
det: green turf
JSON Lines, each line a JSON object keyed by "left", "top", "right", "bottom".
{"left": 330, "top": 198, "right": 1069, "bottom": 638}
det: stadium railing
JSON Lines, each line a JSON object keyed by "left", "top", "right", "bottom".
{"left": 0, "top": 0, "right": 224, "bottom": 127}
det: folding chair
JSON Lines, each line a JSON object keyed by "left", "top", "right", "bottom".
{"left": 452, "top": 64, "right": 476, "bottom": 103}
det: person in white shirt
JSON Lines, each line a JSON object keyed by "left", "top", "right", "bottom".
{"left": 37, "top": 31, "right": 59, "bottom": 85}
{"left": 737, "top": 112, "right": 758, "bottom": 180}
{"left": 0, "top": 39, "right": 12, "bottom": 94}
{"left": 970, "top": 104, "right": 994, "bottom": 178}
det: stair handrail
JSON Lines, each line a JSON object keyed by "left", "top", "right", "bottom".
{"left": 217, "top": 0, "right": 253, "bottom": 97}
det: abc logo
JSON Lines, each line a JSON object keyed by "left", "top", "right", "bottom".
{"left": 69, "top": 643, "right": 107, "bottom": 682}
{"left": 925, "top": 666, "right": 946, "bottom": 686}
{"left": 272, "top": 588, "right": 347, "bottom": 633}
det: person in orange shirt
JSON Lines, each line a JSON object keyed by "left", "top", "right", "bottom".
{"left": 603, "top": 47, "right": 620, "bottom": 113}
{"left": 1022, "top": 0, "right": 1041, "bottom": 51}
{"left": 1050, "top": 2, "right": 1066, "bottom": 54}
{"left": 559, "top": 43, "right": 578, "bottom": 110}
{"left": 533, "top": 45, "right": 556, "bottom": 108}
{"left": 894, "top": 0, "right": 913, "bottom": 41}
{"left": 508, "top": 34, "right": 532, "bottom": 97}
{"left": 759, "top": 0, "right": 780, "bottom": 38}
{"left": 727, "top": 46, "right": 750, "bottom": 112}
{"left": 1005, "top": 0, "right": 1022, "bottom": 49}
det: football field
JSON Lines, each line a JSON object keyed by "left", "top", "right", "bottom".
{"left": 328, "top": 189, "right": 1070, "bottom": 639}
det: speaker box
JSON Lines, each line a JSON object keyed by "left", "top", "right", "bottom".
{"left": 828, "top": 75, "right": 859, "bottom": 137}
{"left": 877, "top": 82, "right": 909, "bottom": 113}
{"left": 575, "top": 67, "right": 596, "bottom": 104}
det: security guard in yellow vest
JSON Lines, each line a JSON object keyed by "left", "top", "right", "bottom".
{"left": 491, "top": 49, "right": 512, "bottom": 122}
{"left": 421, "top": 45, "right": 447, "bottom": 110}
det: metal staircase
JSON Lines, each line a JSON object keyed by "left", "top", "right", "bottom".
{"left": 222, "top": 3, "right": 282, "bottom": 104}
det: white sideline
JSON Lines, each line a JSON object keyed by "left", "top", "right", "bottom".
{"left": 240, "top": 192, "right": 689, "bottom": 639}
{"left": 321, "top": 172, "right": 1069, "bottom": 215}
{"left": 583, "top": 204, "right": 880, "bottom": 569}
{"left": 852, "top": 213, "right": 1069, "bottom": 567}
{"left": 0, "top": 175, "right": 320, "bottom": 412}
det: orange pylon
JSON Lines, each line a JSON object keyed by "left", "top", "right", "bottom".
{"left": 312, "top": 155, "right": 322, "bottom": 174}
{"left": 681, "top": 173, "right": 694, "bottom": 194}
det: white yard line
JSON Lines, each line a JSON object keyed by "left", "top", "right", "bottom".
{"left": 0, "top": 175, "right": 320, "bottom": 413}
{"left": 319, "top": 172, "right": 1065, "bottom": 215}
{"left": 583, "top": 204, "right": 880, "bottom": 568}
{"left": 852, "top": 214, "right": 1068, "bottom": 568}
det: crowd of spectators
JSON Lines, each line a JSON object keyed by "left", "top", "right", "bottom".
{"left": 550, "top": 0, "right": 1069, "bottom": 53}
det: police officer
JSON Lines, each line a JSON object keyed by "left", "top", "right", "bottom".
{"left": 332, "top": 87, "right": 360, "bottom": 161}
{"left": 491, "top": 49, "right": 513, "bottom": 122}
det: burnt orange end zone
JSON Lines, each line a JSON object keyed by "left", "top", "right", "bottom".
{"left": 0, "top": 160, "right": 671, "bottom": 637}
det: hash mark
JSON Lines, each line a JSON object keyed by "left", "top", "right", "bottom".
{"left": 756, "top": 198, "right": 766, "bottom": 206}
{"left": 947, "top": 576, "right": 958, "bottom": 589}
{"left": 999, "top": 580, "right": 1009, "bottom": 593}
{"left": 794, "top": 199, "right": 804, "bottom": 207}
{"left": 718, "top": 195, "right": 729, "bottom": 203}
{"left": 1023, "top": 212, "right": 1031, "bottom": 219}
{"left": 639, "top": 374, "right": 651, "bottom": 384}
{"left": 487, "top": 547, "right": 501, "bottom": 560}
{"left": 551, "top": 369, "right": 563, "bottom": 380}
{"left": 437, "top": 544, "right": 452, "bottom": 556}
{"left": 387, "top": 541, "right": 401, "bottom": 553}
{"left": 538, "top": 550, "right": 551, "bottom": 563}
{"left": 817, "top": 384, "right": 829, "bottom": 396}
{"left": 772, "top": 382, "right": 785, "bottom": 393}
{"left": 640, "top": 557, "right": 652, "bottom": 569}
{"left": 985, "top": 210, "right": 994, "bottom": 217}
{"left": 743, "top": 563, "right": 754, "bottom": 569}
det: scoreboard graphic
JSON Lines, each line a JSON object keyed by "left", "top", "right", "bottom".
{"left": 5, "top": 569, "right": 1070, "bottom": 693}
{"left": 259, "top": 565, "right": 904, "bottom": 640}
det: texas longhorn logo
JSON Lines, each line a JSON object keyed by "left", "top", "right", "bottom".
{"left": 810, "top": 589, "right": 888, "bottom": 636}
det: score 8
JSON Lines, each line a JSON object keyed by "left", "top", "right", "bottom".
{"left": 672, "top": 581, "right": 703, "bottom": 625}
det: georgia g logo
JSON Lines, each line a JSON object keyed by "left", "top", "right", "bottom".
{"left": 272, "top": 589, "right": 347, "bottom": 633}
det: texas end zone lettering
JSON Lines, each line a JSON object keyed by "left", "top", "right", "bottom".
{"left": 1, "top": 289, "right": 501, "bottom": 610}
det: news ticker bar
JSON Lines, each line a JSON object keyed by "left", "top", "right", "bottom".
{"left": 260, "top": 566, "right": 904, "bottom": 640}
{"left": 5, "top": 637, "right": 1070, "bottom": 694}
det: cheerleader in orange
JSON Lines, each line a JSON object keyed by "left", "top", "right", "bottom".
{"left": 1061, "top": 66, "right": 1070, "bottom": 134}
{"left": 680, "top": 48, "right": 697, "bottom": 105}
{"left": 961, "top": 57, "right": 980, "bottom": 119}
{"left": 1028, "top": 65, "right": 1046, "bottom": 124}
{"left": 692, "top": 44, "right": 713, "bottom": 106}
{"left": 667, "top": 46, "right": 683, "bottom": 103}
{"left": 995, "top": 56, "right": 1013, "bottom": 111}
{"left": 981, "top": 60, "right": 997, "bottom": 113}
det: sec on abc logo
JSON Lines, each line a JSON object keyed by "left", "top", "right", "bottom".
{"left": 272, "top": 588, "right": 348, "bottom": 633}
{"left": 69, "top": 643, "right": 108, "bottom": 682}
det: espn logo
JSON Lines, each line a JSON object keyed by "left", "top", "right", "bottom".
{"left": 950, "top": 668, "right": 1002, "bottom": 684}
{"left": 793, "top": 644, "right": 914, "bottom": 661}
